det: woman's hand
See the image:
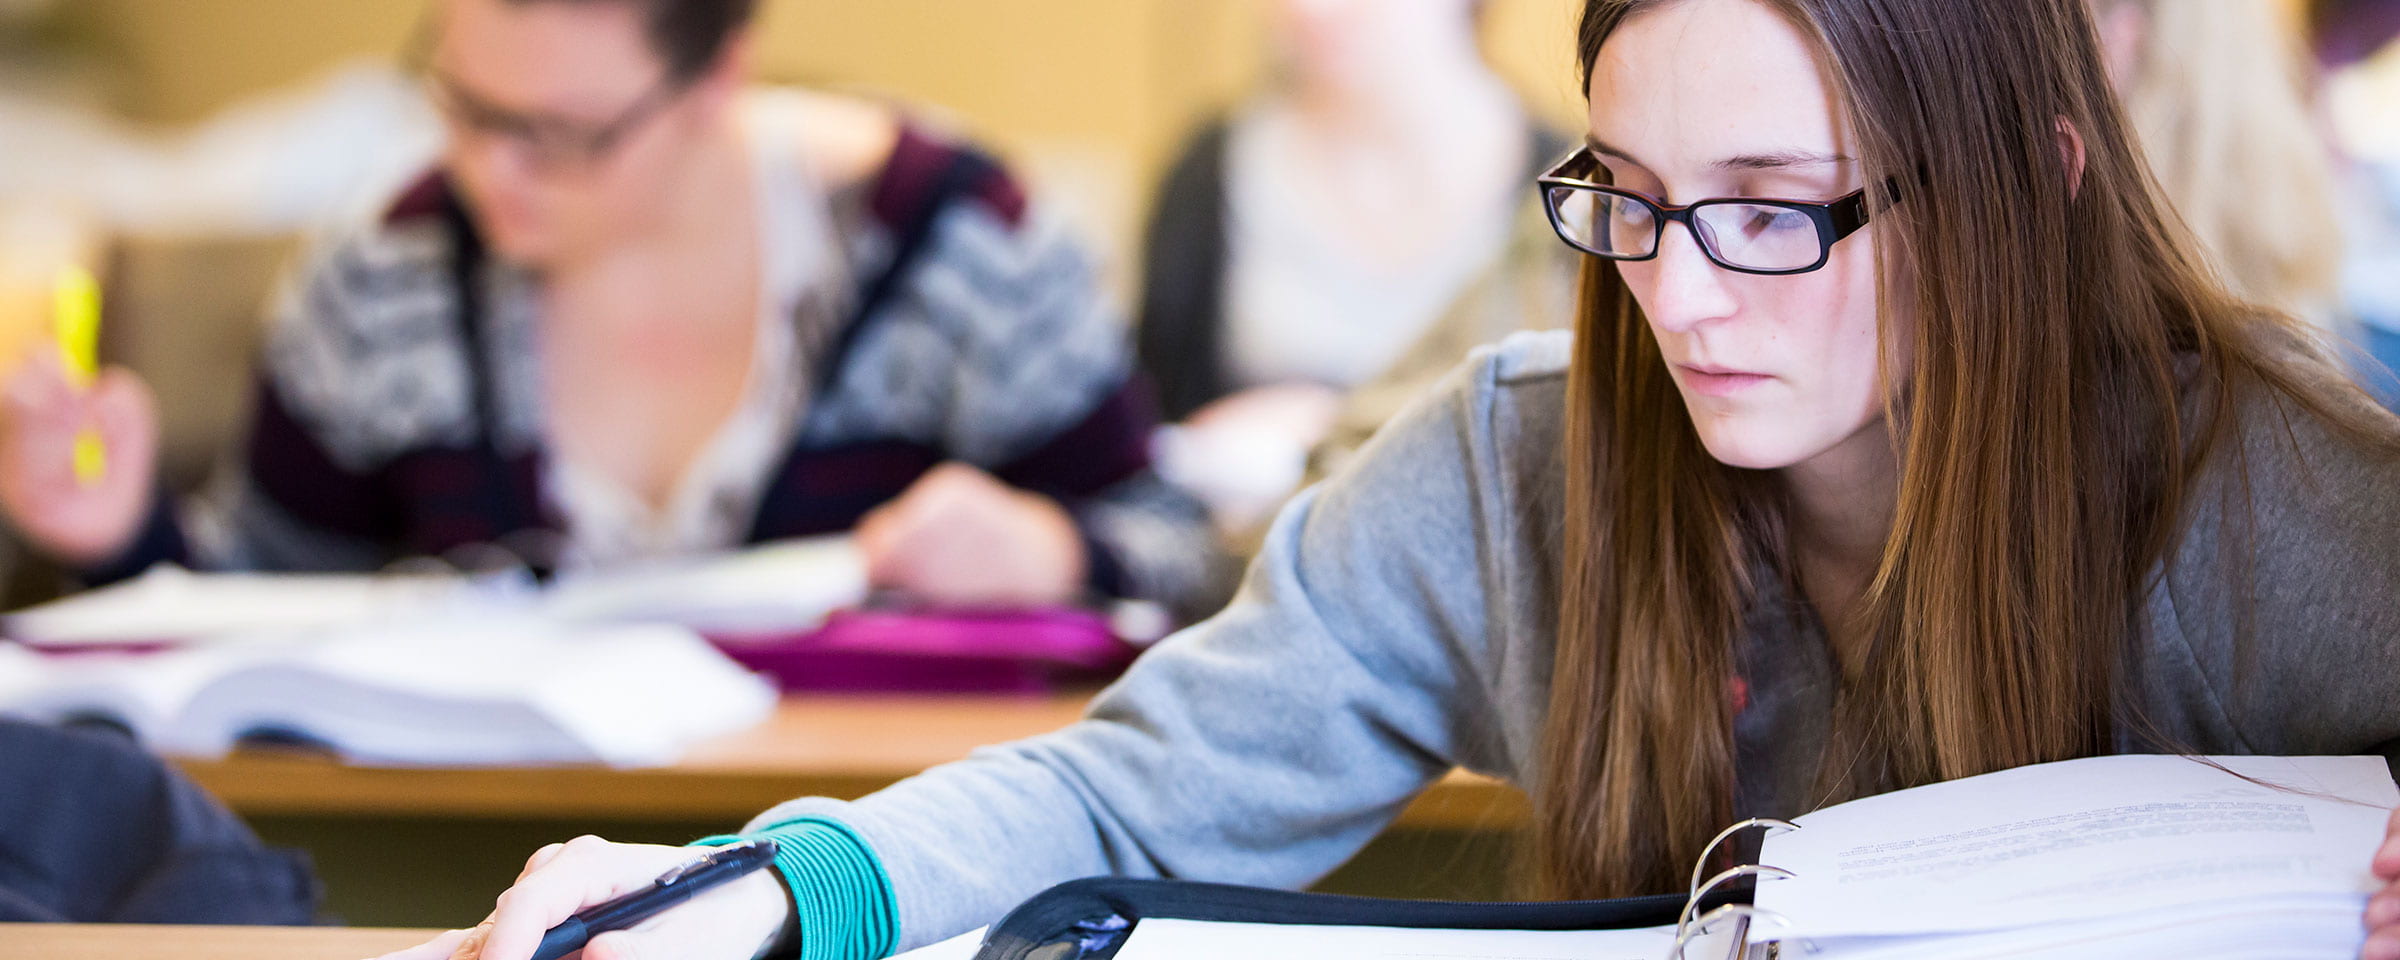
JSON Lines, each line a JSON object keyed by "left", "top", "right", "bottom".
{"left": 0, "top": 355, "right": 159, "bottom": 568}
{"left": 855, "top": 463, "right": 1088, "bottom": 608}
{"left": 2362, "top": 807, "right": 2400, "bottom": 959}
{"left": 372, "top": 837, "right": 792, "bottom": 960}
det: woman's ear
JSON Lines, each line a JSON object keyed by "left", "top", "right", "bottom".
{"left": 2054, "top": 116, "right": 2087, "bottom": 199}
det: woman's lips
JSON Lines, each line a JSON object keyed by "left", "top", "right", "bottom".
{"left": 1675, "top": 364, "right": 1774, "bottom": 397}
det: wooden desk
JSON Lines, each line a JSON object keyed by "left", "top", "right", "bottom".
{"left": 0, "top": 925, "right": 436, "bottom": 960}
{"left": 177, "top": 694, "right": 1529, "bottom": 830}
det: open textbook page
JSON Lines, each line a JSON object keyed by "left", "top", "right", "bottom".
{"left": 1, "top": 614, "right": 775, "bottom": 766}
{"left": 1756, "top": 754, "right": 2397, "bottom": 941}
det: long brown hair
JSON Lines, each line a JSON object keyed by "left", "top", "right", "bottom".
{"left": 1537, "top": 0, "right": 2397, "bottom": 899}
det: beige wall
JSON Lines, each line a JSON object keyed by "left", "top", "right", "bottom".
{"left": 61, "top": 0, "right": 1582, "bottom": 266}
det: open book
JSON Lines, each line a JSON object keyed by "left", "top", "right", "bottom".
{"left": 0, "top": 613, "right": 775, "bottom": 767}
{"left": 905, "top": 754, "right": 2397, "bottom": 960}
{"left": 0, "top": 539, "right": 856, "bottom": 764}
{"left": 2, "top": 537, "right": 870, "bottom": 651}
{"left": 2, "top": 538, "right": 1132, "bottom": 698}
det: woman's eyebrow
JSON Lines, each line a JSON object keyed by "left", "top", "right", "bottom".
{"left": 1587, "top": 136, "right": 1850, "bottom": 173}
{"left": 1585, "top": 136, "right": 1648, "bottom": 170}
{"left": 1714, "top": 150, "right": 1852, "bottom": 171}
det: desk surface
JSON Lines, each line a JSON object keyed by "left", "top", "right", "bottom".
{"left": 177, "top": 694, "right": 1528, "bottom": 831}
{"left": 0, "top": 924, "right": 437, "bottom": 960}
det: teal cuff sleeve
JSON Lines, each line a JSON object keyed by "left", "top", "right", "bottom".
{"left": 690, "top": 818, "right": 899, "bottom": 960}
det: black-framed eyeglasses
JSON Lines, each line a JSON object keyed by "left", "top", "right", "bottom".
{"left": 1537, "top": 147, "right": 1898, "bottom": 276}
{"left": 405, "top": 19, "right": 688, "bottom": 172}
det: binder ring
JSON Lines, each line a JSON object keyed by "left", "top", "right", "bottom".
{"left": 1686, "top": 817, "right": 1799, "bottom": 901}
{"left": 1675, "top": 863, "right": 1795, "bottom": 936}
{"left": 1669, "top": 903, "right": 1792, "bottom": 960}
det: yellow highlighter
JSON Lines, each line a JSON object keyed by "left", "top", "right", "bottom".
{"left": 51, "top": 266, "right": 105, "bottom": 486}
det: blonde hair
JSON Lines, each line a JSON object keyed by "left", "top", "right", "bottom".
{"left": 2102, "top": 0, "right": 2345, "bottom": 320}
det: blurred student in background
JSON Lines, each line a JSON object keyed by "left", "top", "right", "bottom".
{"left": 0, "top": 0, "right": 1230, "bottom": 620}
{"left": 0, "top": 719, "right": 318, "bottom": 925}
{"left": 2091, "top": 0, "right": 2400, "bottom": 408}
{"left": 2089, "top": 0, "right": 2347, "bottom": 325}
{"left": 1137, "top": 0, "right": 1575, "bottom": 534}
{"left": 2310, "top": 0, "right": 2400, "bottom": 405}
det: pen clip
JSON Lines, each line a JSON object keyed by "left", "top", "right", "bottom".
{"left": 653, "top": 853, "right": 715, "bottom": 887}
{"left": 652, "top": 839, "right": 766, "bottom": 887}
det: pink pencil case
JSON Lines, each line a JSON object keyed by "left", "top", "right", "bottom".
{"left": 702, "top": 607, "right": 1140, "bottom": 694}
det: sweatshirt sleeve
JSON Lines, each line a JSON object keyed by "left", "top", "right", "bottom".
{"left": 738, "top": 352, "right": 1527, "bottom": 953}
{"left": 2135, "top": 380, "right": 2400, "bottom": 773}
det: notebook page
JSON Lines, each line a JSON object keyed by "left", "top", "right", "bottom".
{"left": 1755, "top": 754, "right": 2396, "bottom": 940}
{"left": 1784, "top": 892, "right": 2366, "bottom": 960}
{"left": 1112, "top": 918, "right": 1684, "bottom": 960}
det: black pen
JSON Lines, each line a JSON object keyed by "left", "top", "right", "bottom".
{"left": 529, "top": 839, "right": 781, "bottom": 960}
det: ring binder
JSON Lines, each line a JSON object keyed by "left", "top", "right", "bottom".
{"left": 1671, "top": 903, "right": 1792, "bottom": 960}
{"left": 1670, "top": 817, "right": 1798, "bottom": 960}
{"left": 1677, "top": 864, "right": 1792, "bottom": 933}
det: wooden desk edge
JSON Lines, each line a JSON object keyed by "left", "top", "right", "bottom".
{"left": 183, "top": 757, "right": 1527, "bottom": 830}
{"left": 0, "top": 924, "right": 441, "bottom": 960}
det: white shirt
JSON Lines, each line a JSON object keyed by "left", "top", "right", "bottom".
{"left": 541, "top": 91, "right": 850, "bottom": 572}
{"left": 1218, "top": 104, "right": 1517, "bottom": 391}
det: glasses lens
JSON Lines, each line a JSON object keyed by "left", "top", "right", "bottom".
{"left": 522, "top": 123, "right": 601, "bottom": 169}
{"left": 425, "top": 76, "right": 622, "bottom": 171}
{"left": 1548, "top": 187, "right": 1657, "bottom": 258}
{"left": 1692, "top": 202, "right": 1826, "bottom": 271}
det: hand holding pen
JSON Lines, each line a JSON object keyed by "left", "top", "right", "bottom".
{"left": 374, "top": 838, "right": 794, "bottom": 960}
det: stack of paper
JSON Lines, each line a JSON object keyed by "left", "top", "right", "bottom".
{"left": 1755, "top": 754, "right": 2396, "bottom": 959}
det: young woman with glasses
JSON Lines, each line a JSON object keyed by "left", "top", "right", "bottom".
{"left": 386, "top": 2, "right": 2400, "bottom": 959}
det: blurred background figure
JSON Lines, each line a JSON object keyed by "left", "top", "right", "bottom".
{"left": 0, "top": 718, "right": 319, "bottom": 924}
{"left": 0, "top": 0, "right": 1230, "bottom": 620}
{"left": 2090, "top": 0, "right": 2400, "bottom": 408}
{"left": 2309, "top": 0, "right": 2400, "bottom": 405}
{"left": 0, "top": 1, "right": 443, "bottom": 603}
{"left": 2090, "top": 0, "right": 2347, "bottom": 324}
{"left": 1137, "top": 0, "right": 1576, "bottom": 538}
